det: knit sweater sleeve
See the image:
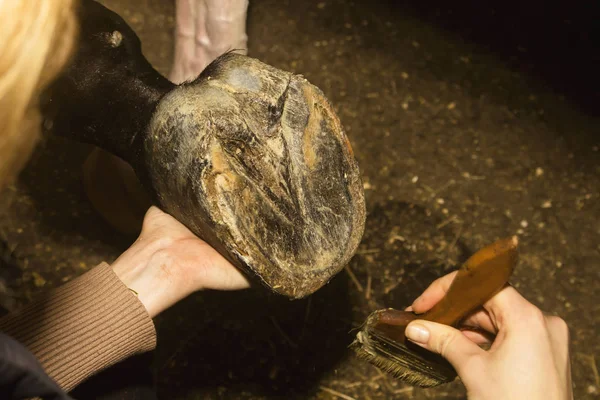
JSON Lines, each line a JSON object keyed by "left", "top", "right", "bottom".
{"left": 0, "top": 262, "right": 156, "bottom": 392}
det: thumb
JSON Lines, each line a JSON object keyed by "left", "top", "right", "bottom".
{"left": 405, "top": 320, "right": 484, "bottom": 373}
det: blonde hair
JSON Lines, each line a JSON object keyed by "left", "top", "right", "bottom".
{"left": 0, "top": 0, "right": 77, "bottom": 188}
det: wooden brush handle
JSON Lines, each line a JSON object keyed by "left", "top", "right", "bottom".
{"left": 420, "top": 236, "right": 518, "bottom": 326}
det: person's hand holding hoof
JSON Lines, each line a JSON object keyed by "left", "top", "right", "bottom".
{"left": 112, "top": 206, "right": 250, "bottom": 318}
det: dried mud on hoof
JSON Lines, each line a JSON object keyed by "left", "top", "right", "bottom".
{"left": 146, "top": 53, "right": 366, "bottom": 298}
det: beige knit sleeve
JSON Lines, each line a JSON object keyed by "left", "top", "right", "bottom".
{"left": 0, "top": 262, "right": 156, "bottom": 392}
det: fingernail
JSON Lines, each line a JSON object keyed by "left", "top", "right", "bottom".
{"left": 405, "top": 323, "right": 430, "bottom": 344}
{"left": 404, "top": 306, "right": 413, "bottom": 312}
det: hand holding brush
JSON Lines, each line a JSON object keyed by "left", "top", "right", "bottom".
{"left": 404, "top": 270, "right": 573, "bottom": 399}
{"left": 352, "top": 237, "right": 573, "bottom": 399}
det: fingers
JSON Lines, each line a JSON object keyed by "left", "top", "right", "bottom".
{"left": 140, "top": 207, "right": 251, "bottom": 291}
{"left": 140, "top": 206, "right": 197, "bottom": 239}
{"left": 408, "top": 269, "right": 548, "bottom": 339}
{"left": 410, "top": 277, "right": 536, "bottom": 336}
{"left": 546, "top": 316, "right": 569, "bottom": 348}
{"left": 460, "top": 328, "right": 494, "bottom": 347}
{"left": 173, "top": 237, "right": 250, "bottom": 292}
{"left": 480, "top": 285, "right": 539, "bottom": 333}
{"left": 546, "top": 316, "right": 571, "bottom": 373}
{"left": 140, "top": 206, "right": 168, "bottom": 233}
{"left": 546, "top": 316, "right": 574, "bottom": 399}
{"left": 461, "top": 308, "right": 498, "bottom": 335}
{"left": 201, "top": 244, "right": 251, "bottom": 291}
{"left": 405, "top": 320, "right": 485, "bottom": 374}
{"left": 410, "top": 271, "right": 457, "bottom": 314}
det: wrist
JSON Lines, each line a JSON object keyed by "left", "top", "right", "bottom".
{"left": 111, "top": 237, "right": 189, "bottom": 318}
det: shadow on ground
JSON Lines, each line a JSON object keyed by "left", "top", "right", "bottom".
{"left": 155, "top": 276, "right": 353, "bottom": 399}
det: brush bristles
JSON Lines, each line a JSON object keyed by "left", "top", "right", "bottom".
{"left": 351, "top": 342, "right": 441, "bottom": 387}
{"left": 351, "top": 327, "right": 457, "bottom": 388}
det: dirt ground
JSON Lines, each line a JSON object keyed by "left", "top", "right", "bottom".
{"left": 1, "top": 0, "right": 598, "bottom": 399}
